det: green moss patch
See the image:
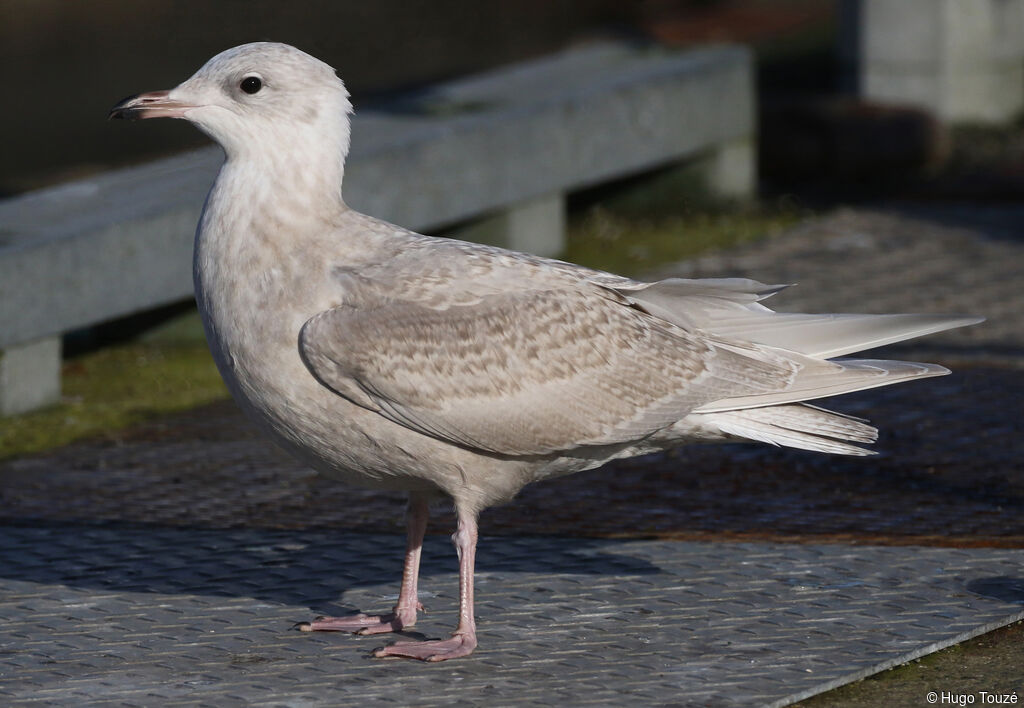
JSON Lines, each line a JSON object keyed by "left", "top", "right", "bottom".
{"left": 0, "top": 338, "right": 226, "bottom": 460}
{"left": 564, "top": 206, "right": 802, "bottom": 277}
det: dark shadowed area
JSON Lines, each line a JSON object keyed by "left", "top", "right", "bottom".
{"left": 1, "top": 0, "right": 837, "bottom": 195}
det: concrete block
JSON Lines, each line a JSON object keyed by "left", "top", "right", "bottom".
{"left": 583, "top": 141, "right": 756, "bottom": 217}
{"left": 704, "top": 136, "right": 756, "bottom": 201}
{"left": 0, "top": 153, "right": 214, "bottom": 352}
{"left": 346, "top": 43, "right": 754, "bottom": 230}
{"left": 0, "top": 337, "right": 61, "bottom": 415}
{"left": 842, "top": 0, "right": 1024, "bottom": 124}
{"left": 445, "top": 193, "right": 566, "bottom": 257}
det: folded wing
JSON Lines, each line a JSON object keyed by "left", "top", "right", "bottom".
{"left": 300, "top": 286, "right": 802, "bottom": 456}
{"left": 300, "top": 274, "right": 980, "bottom": 458}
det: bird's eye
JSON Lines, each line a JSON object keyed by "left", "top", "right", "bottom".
{"left": 240, "top": 76, "right": 263, "bottom": 94}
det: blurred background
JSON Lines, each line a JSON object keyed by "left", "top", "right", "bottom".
{"left": 4, "top": 0, "right": 1022, "bottom": 200}
{"left": 1, "top": 0, "right": 836, "bottom": 196}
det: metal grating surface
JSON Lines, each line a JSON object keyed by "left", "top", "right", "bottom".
{"left": 1, "top": 525, "right": 1023, "bottom": 707}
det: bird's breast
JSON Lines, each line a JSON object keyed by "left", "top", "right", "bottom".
{"left": 197, "top": 233, "right": 304, "bottom": 388}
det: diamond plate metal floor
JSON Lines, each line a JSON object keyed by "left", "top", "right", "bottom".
{"left": 1, "top": 524, "right": 1023, "bottom": 707}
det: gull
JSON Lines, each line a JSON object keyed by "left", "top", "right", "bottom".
{"left": 110, "top": 42, "right": 982, "bottom": 661}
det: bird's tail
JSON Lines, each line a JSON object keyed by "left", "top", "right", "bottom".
{"left": 615, "top": 276, "right": 983, "bottom": 455}
{"left": 701, "top": 403, "right": 878, "bottom": 456}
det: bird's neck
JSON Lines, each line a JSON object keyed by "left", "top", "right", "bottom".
{"left": 197, "top": 152, "right": 351, "bottom": 270}
{"left": 193, "top": 149, "right": 351, "bottom": 360}
{"left": 233, "top": 148, "right": 347, "bottom": 212}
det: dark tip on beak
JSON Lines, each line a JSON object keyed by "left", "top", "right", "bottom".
{"left": 108, "top": 94, "right": 142, "bottom": 120}
{"left": 108, "top": 90, "right": 191, "bottom": 121}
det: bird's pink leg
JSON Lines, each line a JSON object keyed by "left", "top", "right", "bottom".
{"left": 374, "top": 509, "right": 479, "bottom": 661}
{"left": 298, "top": 493, "right": 428, "bottom": 635}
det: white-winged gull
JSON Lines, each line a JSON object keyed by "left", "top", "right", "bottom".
{"left": 110, "top": 42, "right": 982, "bottom": 661}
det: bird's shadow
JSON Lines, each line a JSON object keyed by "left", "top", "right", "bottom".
{"left": 966, "top": 576, "right": 1024, "bottom": 604}
{"left": 0, "top": 519, "right": 659, "bottom": 614}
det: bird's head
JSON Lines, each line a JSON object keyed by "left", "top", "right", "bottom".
{"left": 110, "top": 43, "right": 353, "bottom": 168}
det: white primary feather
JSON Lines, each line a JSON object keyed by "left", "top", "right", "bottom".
{"left": 616, "top": 278, "right": 983, "bottom": 358}
{"left": 694, "top": 358, "right": 949, "bottom": 414}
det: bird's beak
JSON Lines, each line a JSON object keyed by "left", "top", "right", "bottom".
{"left": 108, "top": 90, "right": 194, "bottom": 120}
